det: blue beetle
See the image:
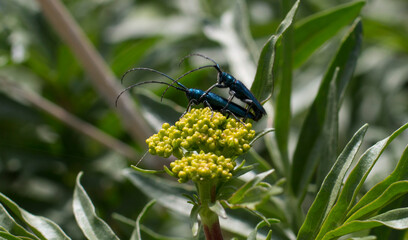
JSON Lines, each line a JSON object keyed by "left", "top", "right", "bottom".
{"left": 163, "top": 54, "right": 266, "bottom": 121}
{"left": 116, "top": 68, "right": 255, "bottom": 122}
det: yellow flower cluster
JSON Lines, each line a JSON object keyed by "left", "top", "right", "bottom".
{"left": 146, "top": 108, "right": 255, "bottom": 158}
{"left": 146, "top": 107, "right": 255, "bottom": 182}
{"left": 170, "top": 152, "right": 236, "bottom": 183}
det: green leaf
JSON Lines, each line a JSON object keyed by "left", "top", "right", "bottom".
{"left": 348, "top": 144, "right": 408, "bottom": 217}
{"left": 209, "top": 201, "right": 227, "bottom": 219}
{"left": 346, "top": 181, "right": 408, "bottom": 222}
{"left": 123, "top": 169, "right": 194, "bottom": 216}
{"left": 291, "top": 19, "right": 363, "bottom": 197}
{"left": 246, "top": 149, "right": 273, "bottom": 172}
{"left": 0, "top": 193, "right": 70, "bottom": 240}
{"left": 247, "top": 219, "right": 280, "bottom": 240}
{"left": 73, "top": 172, "right": 120, "bottom": 240}
{"left": 231, "top": 160, "right": 250, "bottom": 175}
{"left": 274, "top": 0, "right": 300, "bottom": 165}
{"left": 249, "top": 128, "right": 275, "bottom": 146}
{"left": 251, "top": 0, "right": 300, "bottom": 102}
{"left": 321, "top": 208, "right": 408, "bottom": 240}
{"left": 131, "top": 165, "right": 164, "bottom": 174}
{"left": 294, "top": 0, "right": 366, "bottom": 68}
{"left": 228, "top": 169, "right": 274, "bottom": 204}
{"left": 130, "top": 200, "right": 156, "bottom": 240}
{"left": 346, "top": 237, "right": 376, "bottom": 240}
{"left": 0, "top": 230, "right": 23, "bottom": 240}
{"left": 297, "top": 124, "right": 368, "bottom": 240}
{"left": 0, "top": 204, "right": 39, "bottom": 239}
{"left": 190, "top": 204, "right": 200, "bottom": 236}
{"left": 316, "top": 122, "right": 408, "bottom": 239}
{"left": 316, "top": 67, "right": 339, "bottom": 187}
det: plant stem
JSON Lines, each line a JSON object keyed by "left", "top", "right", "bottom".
{"left": 36, "top": 0, "right": 152, "bottom": 144}
{"left": 197, "top": 182, "right": 223, "bottom": 240}
{"left": 0, "top": 77, "right": 138, "bottom": 160}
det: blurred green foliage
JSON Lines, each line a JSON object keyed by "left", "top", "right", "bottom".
{"left": 0, "top": 0, "right": 407, "bottom": 239}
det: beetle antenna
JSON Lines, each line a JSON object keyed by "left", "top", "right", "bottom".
{"left": 116, "top": 81, "right": 187, "bottom": 107}
{"left": 120, "top": 67, "right": 179, "bottom": 84}
{"left": 161, "top": 65, "right": 218, "bottom": 101}
{"left": 179, "top": 53, "right": 219, "bottom": 68}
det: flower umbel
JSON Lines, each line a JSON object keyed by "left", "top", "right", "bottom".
{"left": 170, "top": 152, "right": 236, "bottom": 183}
{"left": 146, "top": 108, "right": 255, "bottom": 159}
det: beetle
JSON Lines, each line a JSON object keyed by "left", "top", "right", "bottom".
{"left": 115, "top": 67, "right": 255, "bottom": 122}
{"left": 162, "top": 53, "right": 266, "bottom": 121}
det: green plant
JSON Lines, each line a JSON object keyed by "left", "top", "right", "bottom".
{"left": 1, "top": 0, "right": 407, "bottom": 239}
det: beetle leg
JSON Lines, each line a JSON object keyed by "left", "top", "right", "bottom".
{"left": 203, "top": 100, "right": 215, "bottom": 120}
{"left": 243, "top": 99, "right": 255, "bottom": 118}
{"left": 222, "top": 90, "right": 236, "bottom": 111}
{"left": 181, "top": 99, "right": 198, "bottom": 118}
{"left": 224, "top": 109, "right": 246, "bottom": 126}
{"left": 199, "top": 84, "right": 224, "bottom": 102}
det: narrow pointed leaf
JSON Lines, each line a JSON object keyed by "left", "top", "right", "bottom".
{"left": 73, "top": 172, "right": 120, "bottom": 240}
{"left": 297, "top": 124, "right": 368, "bottom": 240}
{"left": 316, "top": 122, "right": 408, "bottom": 239}
{"left": 294, "top": 0, "right": 365, "bottom": 67}
{"left": 346, "top": 237, "right": 376, "bottom": 240}
{"left": 131, "top": 165, "right": 164, "bottom": 174}
{"left": 0, "top": 231, "right": 24, "bottom": 240}
{"left": 250, "top": 128, "right": 275, "bottom": 146}
{"left": 346, "top": 181, "right": 408, "bottom": 222}
{"left": 123, "top": 169, "right": 193, "bottom": 216}
{"left": 247, "top": 219, "right": 280, "bottom": 240}
{"left": 131, "top": 200, "right": 156, "bottom": 240}
{"left": 251, "top": 0, "right": 300, "bottom": 101}
{"left": 0, "top": 204, "right": 39, "bottom": 239}
{"left": 0, "top": 193, "right": 70, "bottom": 240}
{"left": 321, "top": 208, "right": 408, "bottom": 240}
{"left": 316, "top": 67, "right": 339, "bottom": 187}
{"left": 291, "top": 19, "right": 363, "bottom": 197}
{"left": 209, "top": 201, "right": 227, "bottom": 219}
{"left": 348, "top": 144, "right": 408, "bottom": 216}
{"left": 274, "top": 0, "right": 299, "bottom": 164}
{"left": 228, "top": 169, "right": 274, "bottom": 204}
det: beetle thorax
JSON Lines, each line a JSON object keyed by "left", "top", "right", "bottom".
{"left": 220, "top": 72, "right": 236, "bottom": 86}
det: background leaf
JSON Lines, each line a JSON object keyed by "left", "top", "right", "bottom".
{"left": 291, "top": 19, "right": 363, "bottom": 198}
{"left": 130, "top": 200, "right": 156, "bottom": 240}
{"left": 251, "top": 0, "right": 300, "bottom": 102}
{"left": 0, "top": 193, "right": 70, "bottom": 240}
{"left": 294, "top": 0, "right": 365, "bottom": 68}
{"left": 73, "top": 172, "right": 119, "bottom": 240}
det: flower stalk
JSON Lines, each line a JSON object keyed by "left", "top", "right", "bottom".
{"left": 197, "top": 181, "right": 223, "bottom": 240}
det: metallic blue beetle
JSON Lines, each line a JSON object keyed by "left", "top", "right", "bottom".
{"left": 116, "top": 68, "right": 255, "bottom": 122}
{"left": 163, "top": 54, "right": 266, "bottom": 121}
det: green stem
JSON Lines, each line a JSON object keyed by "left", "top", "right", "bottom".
{"left": 197, "top": 181, "right": 223, "bottom": 240}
